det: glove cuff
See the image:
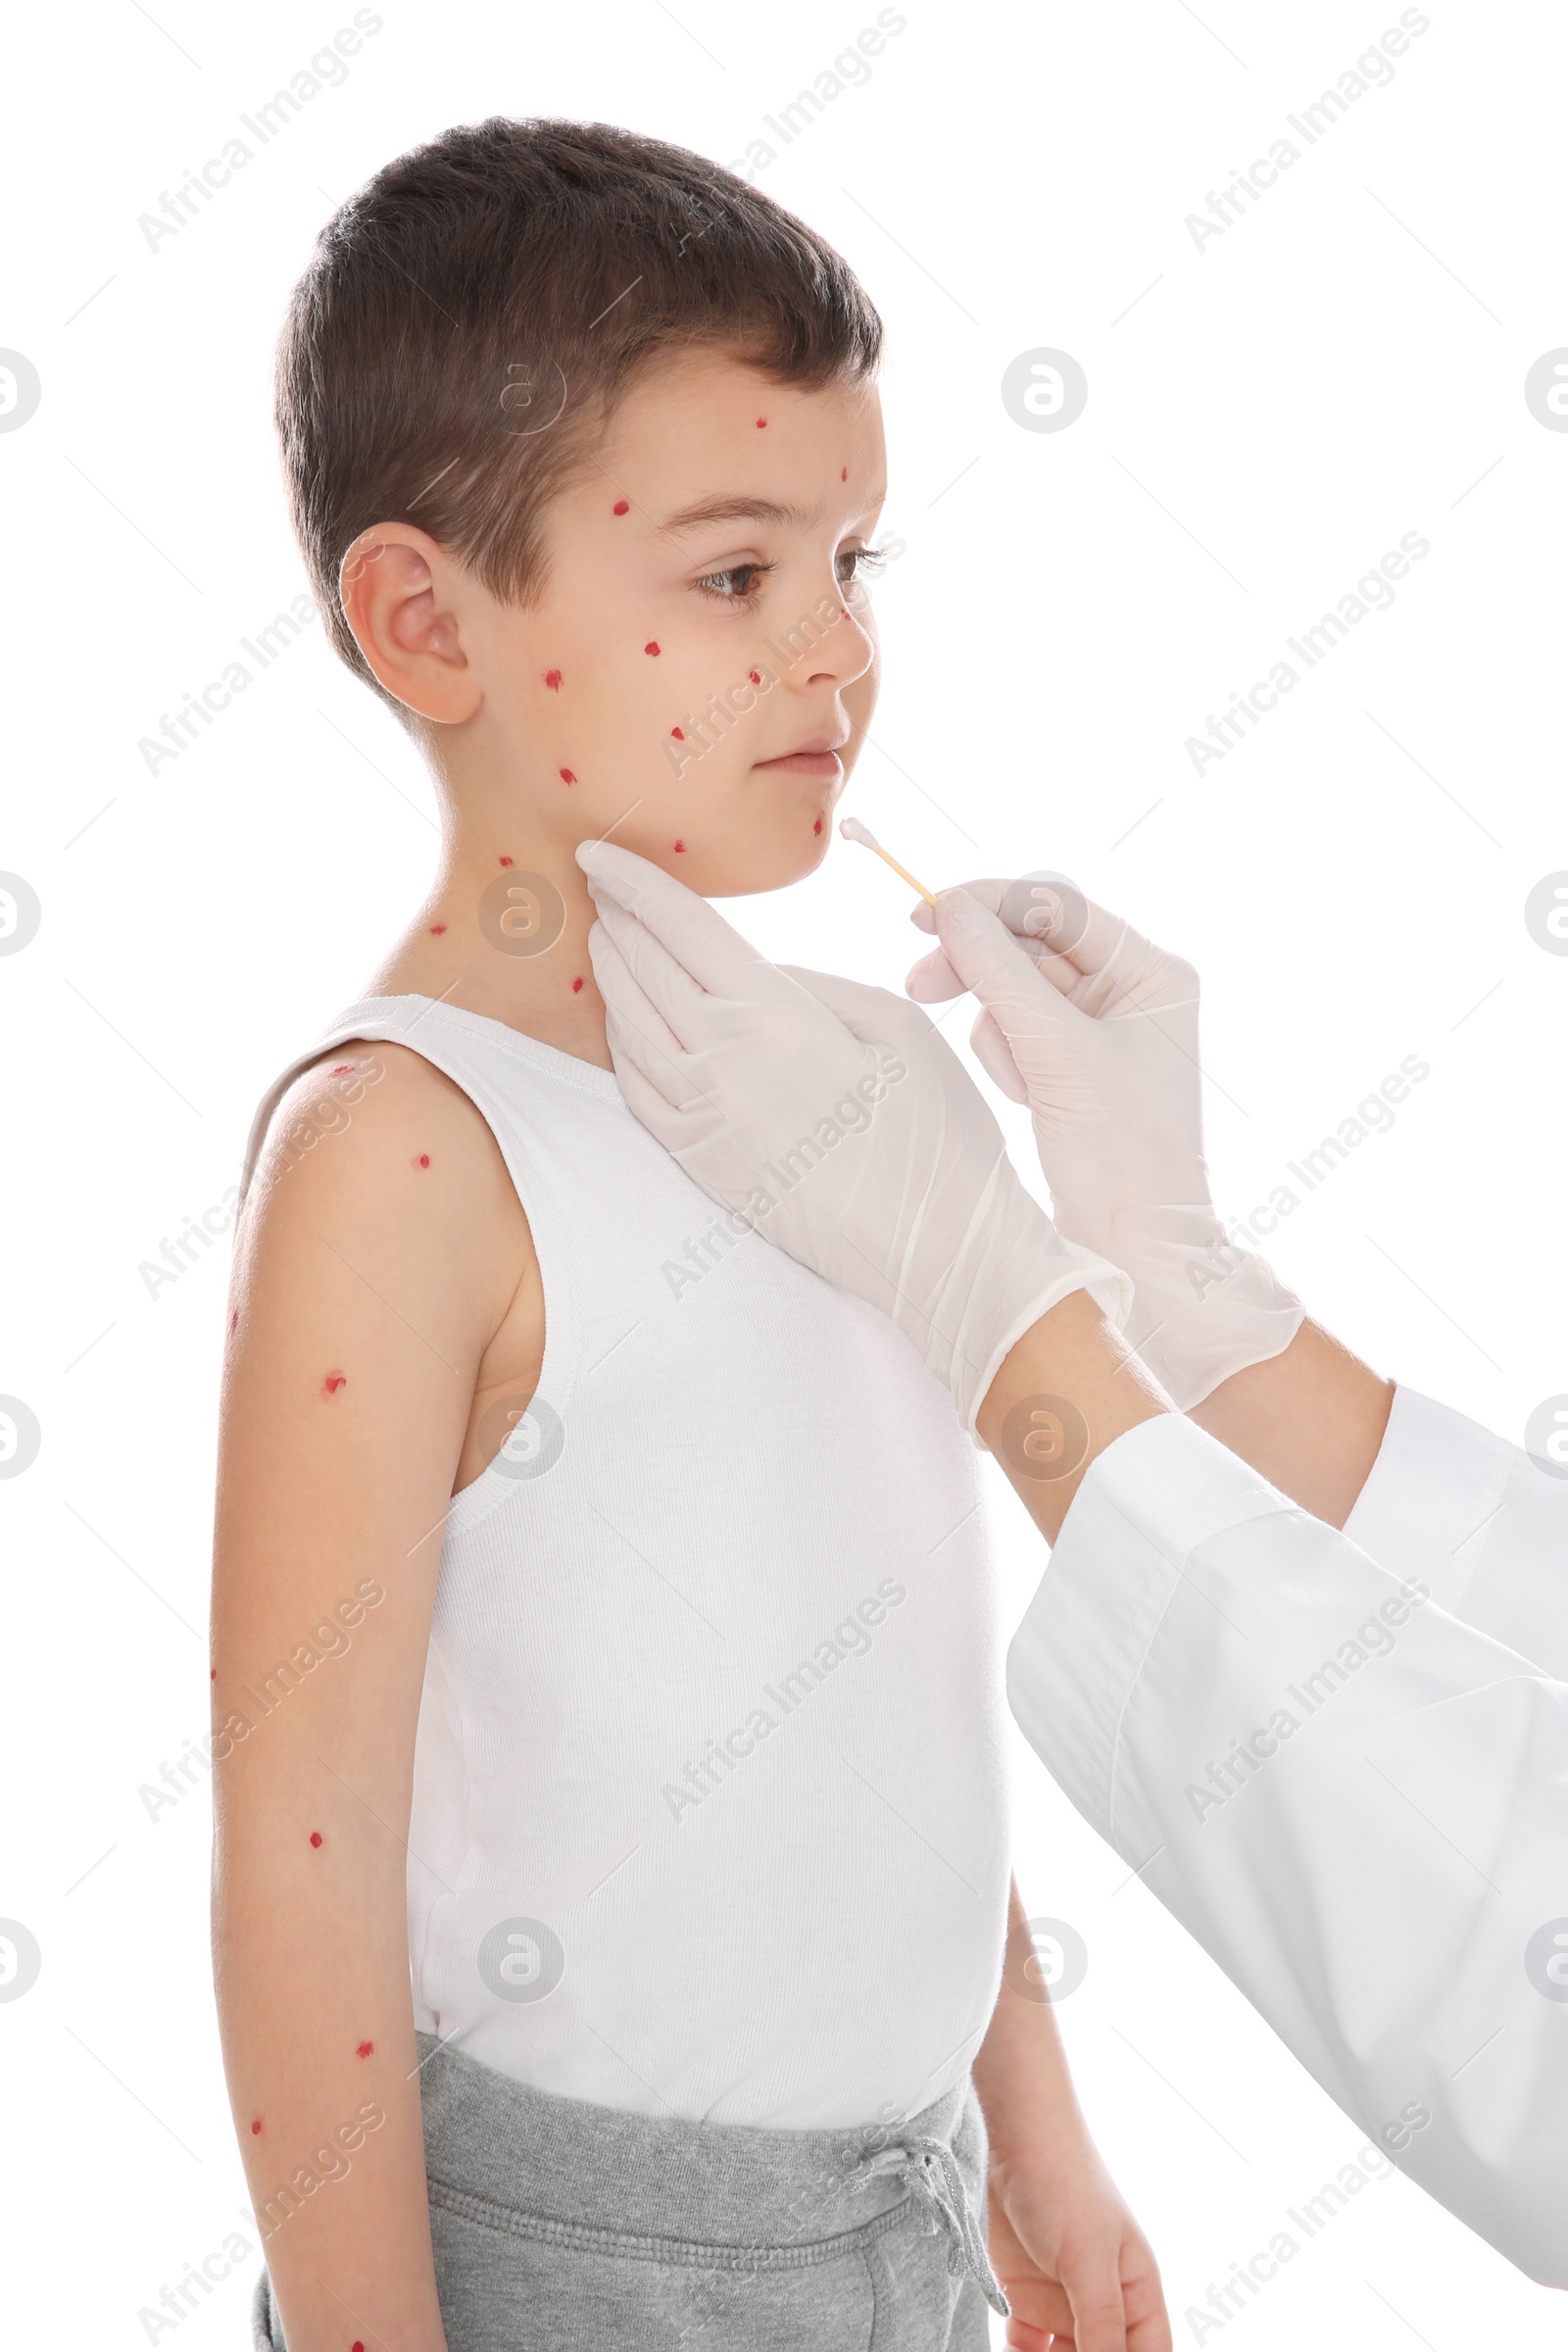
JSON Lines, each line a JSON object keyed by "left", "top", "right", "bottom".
{"left": 1060, "top": 1203, "right": 1303, "bottom": 1410}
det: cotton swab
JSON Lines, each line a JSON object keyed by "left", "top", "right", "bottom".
{"left": 838, "top": 815, "right": 937, "bottom": 906}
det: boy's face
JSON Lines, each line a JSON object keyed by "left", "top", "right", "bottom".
{"left": 461, "top": 349, "right": 887, "bottom": 898}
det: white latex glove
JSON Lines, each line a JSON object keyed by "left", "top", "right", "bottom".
{"left": 577, "top": 840, "right": 1130, "bottom": 1434}
{"left": 906, "top": 877, "right": 1302, "bottom": 1411}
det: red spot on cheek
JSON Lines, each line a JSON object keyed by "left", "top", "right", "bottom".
{"left": 612, "top": 499, "right": 629, "bottom": 515}
{"left": 644, "top": 641, "right": 660, "bottom": 657}
{"left": 560, "top": 767, "right": 576, "bottom": 784}
{"left": 670, "top": 726, "right": 684, "bottom": 740}
{"left": 415, "top": 1153, "right": 430, "bottom": 1169}
{"left": 323, "top": 1371, "right": 347, "bottom": 1396}
{"left": 251, "top": 2119, "right": 263, "bottom": 2135}
{"left": 499, "top": 855, "right": 514, "bottom": 867}
{"left": 814, "top": 817, "right": 823, "bottom": 835}
{"left": 310, "top": 1831, "right": 323, "bottom": 1847}
{"left": 356, "top": 2040, "right": 374, "bottom": 2059}
{"left": 544, "top": 668, "right": 563, "bottom": 690}
{"left": 748, "top": 670, "right": 761, "bottom": 685}
{"left": 571, "top": 976, "right": 584, "bottom": 994}
{"left": 673, "top": 840, "right": 686, "bottom": 853}
{"left": 429, "top": 922, "right": 447, "bottom": 935}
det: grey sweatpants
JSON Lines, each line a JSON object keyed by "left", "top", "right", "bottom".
{"left": 252, "top": 2030, "right": 1004, "bottom": 2350}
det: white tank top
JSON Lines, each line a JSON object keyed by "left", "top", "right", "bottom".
{"left": 244, "top": 995, "right": 1009, "bottom": 2129}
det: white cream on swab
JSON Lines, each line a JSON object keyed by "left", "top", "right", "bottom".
{"left": 838, "top": 815, "right": 937, "bottom": 906}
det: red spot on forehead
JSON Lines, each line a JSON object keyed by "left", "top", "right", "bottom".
{"left": 356, "top": 2040, "right": 373, "bottom": 2059}
{"left": 571, "top": 975, "right": 584, "bottom": 993}
{"left": 670, "top": 726, "right": 684, "bottom": 740}
{"left": 544, "top": 668, "right": 563, "bottom": 690}
{"left": 748, "top": 669, "right": 761, "bottom": 685}
{"left": 499, "top": 855, "right": 514, "bottom": 866}
{"left": 672, "top": 839, "right": 686, "bottom": 853}
{"left": 428, "top": 922, "right": 447, "bottom": 935}
{"left": 416, "top": 1153, "right": 430, "bottom": 1169}
{"left": 644, "top": 641, "right": 660, "bottom": 657}
{"left": 560, "top": 767, "right": 576, "bottom": 784}
{"left": 612, "top": 499, "right": 629, "bottom": 515}
{"left": 323, "top": 1371, "right": 347, "bottom": 1396}
{"left": 310, "top": 1831, "right": 323, "bottom": 1847}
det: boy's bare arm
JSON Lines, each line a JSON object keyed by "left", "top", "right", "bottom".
{"left": 212, "top": 1046, "right": 534, "bottom": 2352}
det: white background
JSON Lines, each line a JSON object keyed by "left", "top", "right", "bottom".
{"left": 3, "top": 1, "right": 1566, "bottom": 2343}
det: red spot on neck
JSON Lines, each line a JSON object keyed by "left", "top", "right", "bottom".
{"left": 428, "top": 922, "right": 447, "bottom": 935}
{"left": 356, "top": 2040, "right": 373, "bottom": 2059}
{"left": 670, "top": 726, "right": 684, "bottom": 740}
{"left": 499, "top": 855, "right": 514, "bottom": 866}
{"left": 210, "top": 1666, "right": 217, "bottom": 1680}
{"left": 612, "top": 499, "right": 629, "bottom": 515}
{"left": 644, "top": 641, "right": 661, "bottom": 657}
{"left": 672, "top": 839, "right": 686, "bottom": 853}
{"left": 571, "top": 975, "right": 584, "bottom": 993}
{"left": 310, "top": 1831, "right": 323, "bottom": 1847}
{"left": 748, "top": 669, "right": 761, "bottom": 685}
{"left": 544, "top": 668, "right": 563, "bottom": 690}
{"left": 560, "top": 767, "right": 576, "bottom": 784}
{"left": 323, "top": 1371, "right": 347, "bottom": 1396}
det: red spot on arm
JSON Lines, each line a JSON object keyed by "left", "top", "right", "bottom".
{"left": 499, "top": 855, "right": 514, "bottom": 867}
{"left": 544, "top": 668, "right": 563, "bottom": 690}
{"left": 571, "top": 975, "right": 584, "bottom": 993}
{"left": 672, "top": 840, "right": 686, "bottom": 853}
{"left": 415, "top": 1153, "right": 430, "bottom": 1169}
{"left": 310, "top": 1831, "right": 323, "bottom": 1847}
{"left": 644, "top": 641, "right": 660, "bottom": 657}
{"left": 670, "top": 726, "right": 684, "bottom": 740}
{"left": 560, "top": 767, "right": 576, "bottom": 784}
{"left": 323, "top": 1371, "right": 347, "bottom": 1396}
{"left": 356, "top": 2040, "right": 374, "bottom": 2059}
{"left": 429, "top": 922, "right": 447, "bottom": 935}
{"left": 612, "top": 499, "right": 629, "bottom": 515}
{"left": 748, "top": 670, "right": 760, "bottom": 685}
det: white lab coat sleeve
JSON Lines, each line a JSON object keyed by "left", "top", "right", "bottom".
{"left": 1007, "top": 1412, "right": 1568, "bottom": 2287}
{"left": 1344, "top": 1385, "right": 1568, "bottom": 1677}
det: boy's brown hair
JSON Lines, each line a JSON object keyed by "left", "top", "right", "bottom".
{"left": 275, "top": 118, "right": 883, "bottom": 693}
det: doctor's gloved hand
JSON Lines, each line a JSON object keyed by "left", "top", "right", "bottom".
{"left": 906, "top": 877, "right": 1303, "bottom": 1412}
{"left": 576, "top": 840, "right": 1130, "bottom": 1435}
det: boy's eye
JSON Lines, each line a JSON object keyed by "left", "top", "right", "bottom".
{"left": 695, "top": 561, "right": 773, "bottom": 603}
{"left": 838, "top": 543, "right": 889, "bottom": 589}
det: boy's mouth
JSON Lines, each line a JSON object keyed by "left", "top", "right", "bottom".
{"left": 754, "top": 733, "right": 847, "bottom": 782}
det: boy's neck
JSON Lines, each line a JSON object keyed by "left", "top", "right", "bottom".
{"left": 365, "top": 828, "right": 614, "bottom": 1072}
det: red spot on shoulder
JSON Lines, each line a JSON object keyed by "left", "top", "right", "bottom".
{"left": 331, "top": 1064, "right": 355, "bottom": 1074}
{"left": 644, "top": 641, "right": 660, "bottom": 657}
{"left": 841, "top": 466, "right": 849, "bottom": 481}
{"left": 356, "top": 2040, "right": 373, "bottom": 2059}
{"left": 571, "top": 975, "right": 584, "bottom": 993}
{"left": 415, "top": 1153, "right": 430, "bottom": 1169}
{"left": 499, "top": 855, "right": 514, "bottom": 867}
{"left": 251, "top": 2119, "right": 263, "bottom": 2135}
{"left": 755, "top": 417, "right": 767, "bottom": 428}
{"left": 323, "top": 1371, "right": 347, "bottom": 1396}
{"left": 612, "top": 499, "right": 629, "bottom": 515}
{"left": 544, "top": 668, "right": 563, "bottom": 690}
{"left": 813, "top": 817, "right": 823, "bottom": 835}
{"left": 429, "top": 922, "right": 447, "bottom": 935}
{"left": 670, "top": 726, "right": 684, "bottom": 740}
{"left": 672, "top": 839, "right": 686, "bottom": 853}
{"left": 560, "top": 767, "right": 576, "bottom": 784}
{"left": 310, "top": 1831, "right": 323, "bottom": 1847}
{"left": 748, "top": 669, "right": 761, "bottom": 685}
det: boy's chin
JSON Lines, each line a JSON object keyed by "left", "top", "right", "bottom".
{"left": 697, "top": 830, "right": 830, "bottom": 900}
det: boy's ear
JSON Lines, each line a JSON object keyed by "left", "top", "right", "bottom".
{"left": 337, "top": 523, "right": 482, "bottom": 723}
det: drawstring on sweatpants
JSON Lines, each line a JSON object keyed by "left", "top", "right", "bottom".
{"left": 848, "top": 2137, "right": 1010, "bottom": 2317}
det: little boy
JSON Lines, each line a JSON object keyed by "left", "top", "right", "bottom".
{"left": 213, "top": 117, "right": 1168, "bottom": 2351}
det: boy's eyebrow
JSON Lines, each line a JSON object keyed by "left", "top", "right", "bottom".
{"left": 661, "top": 494, "right": 810, "bottom": 535}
